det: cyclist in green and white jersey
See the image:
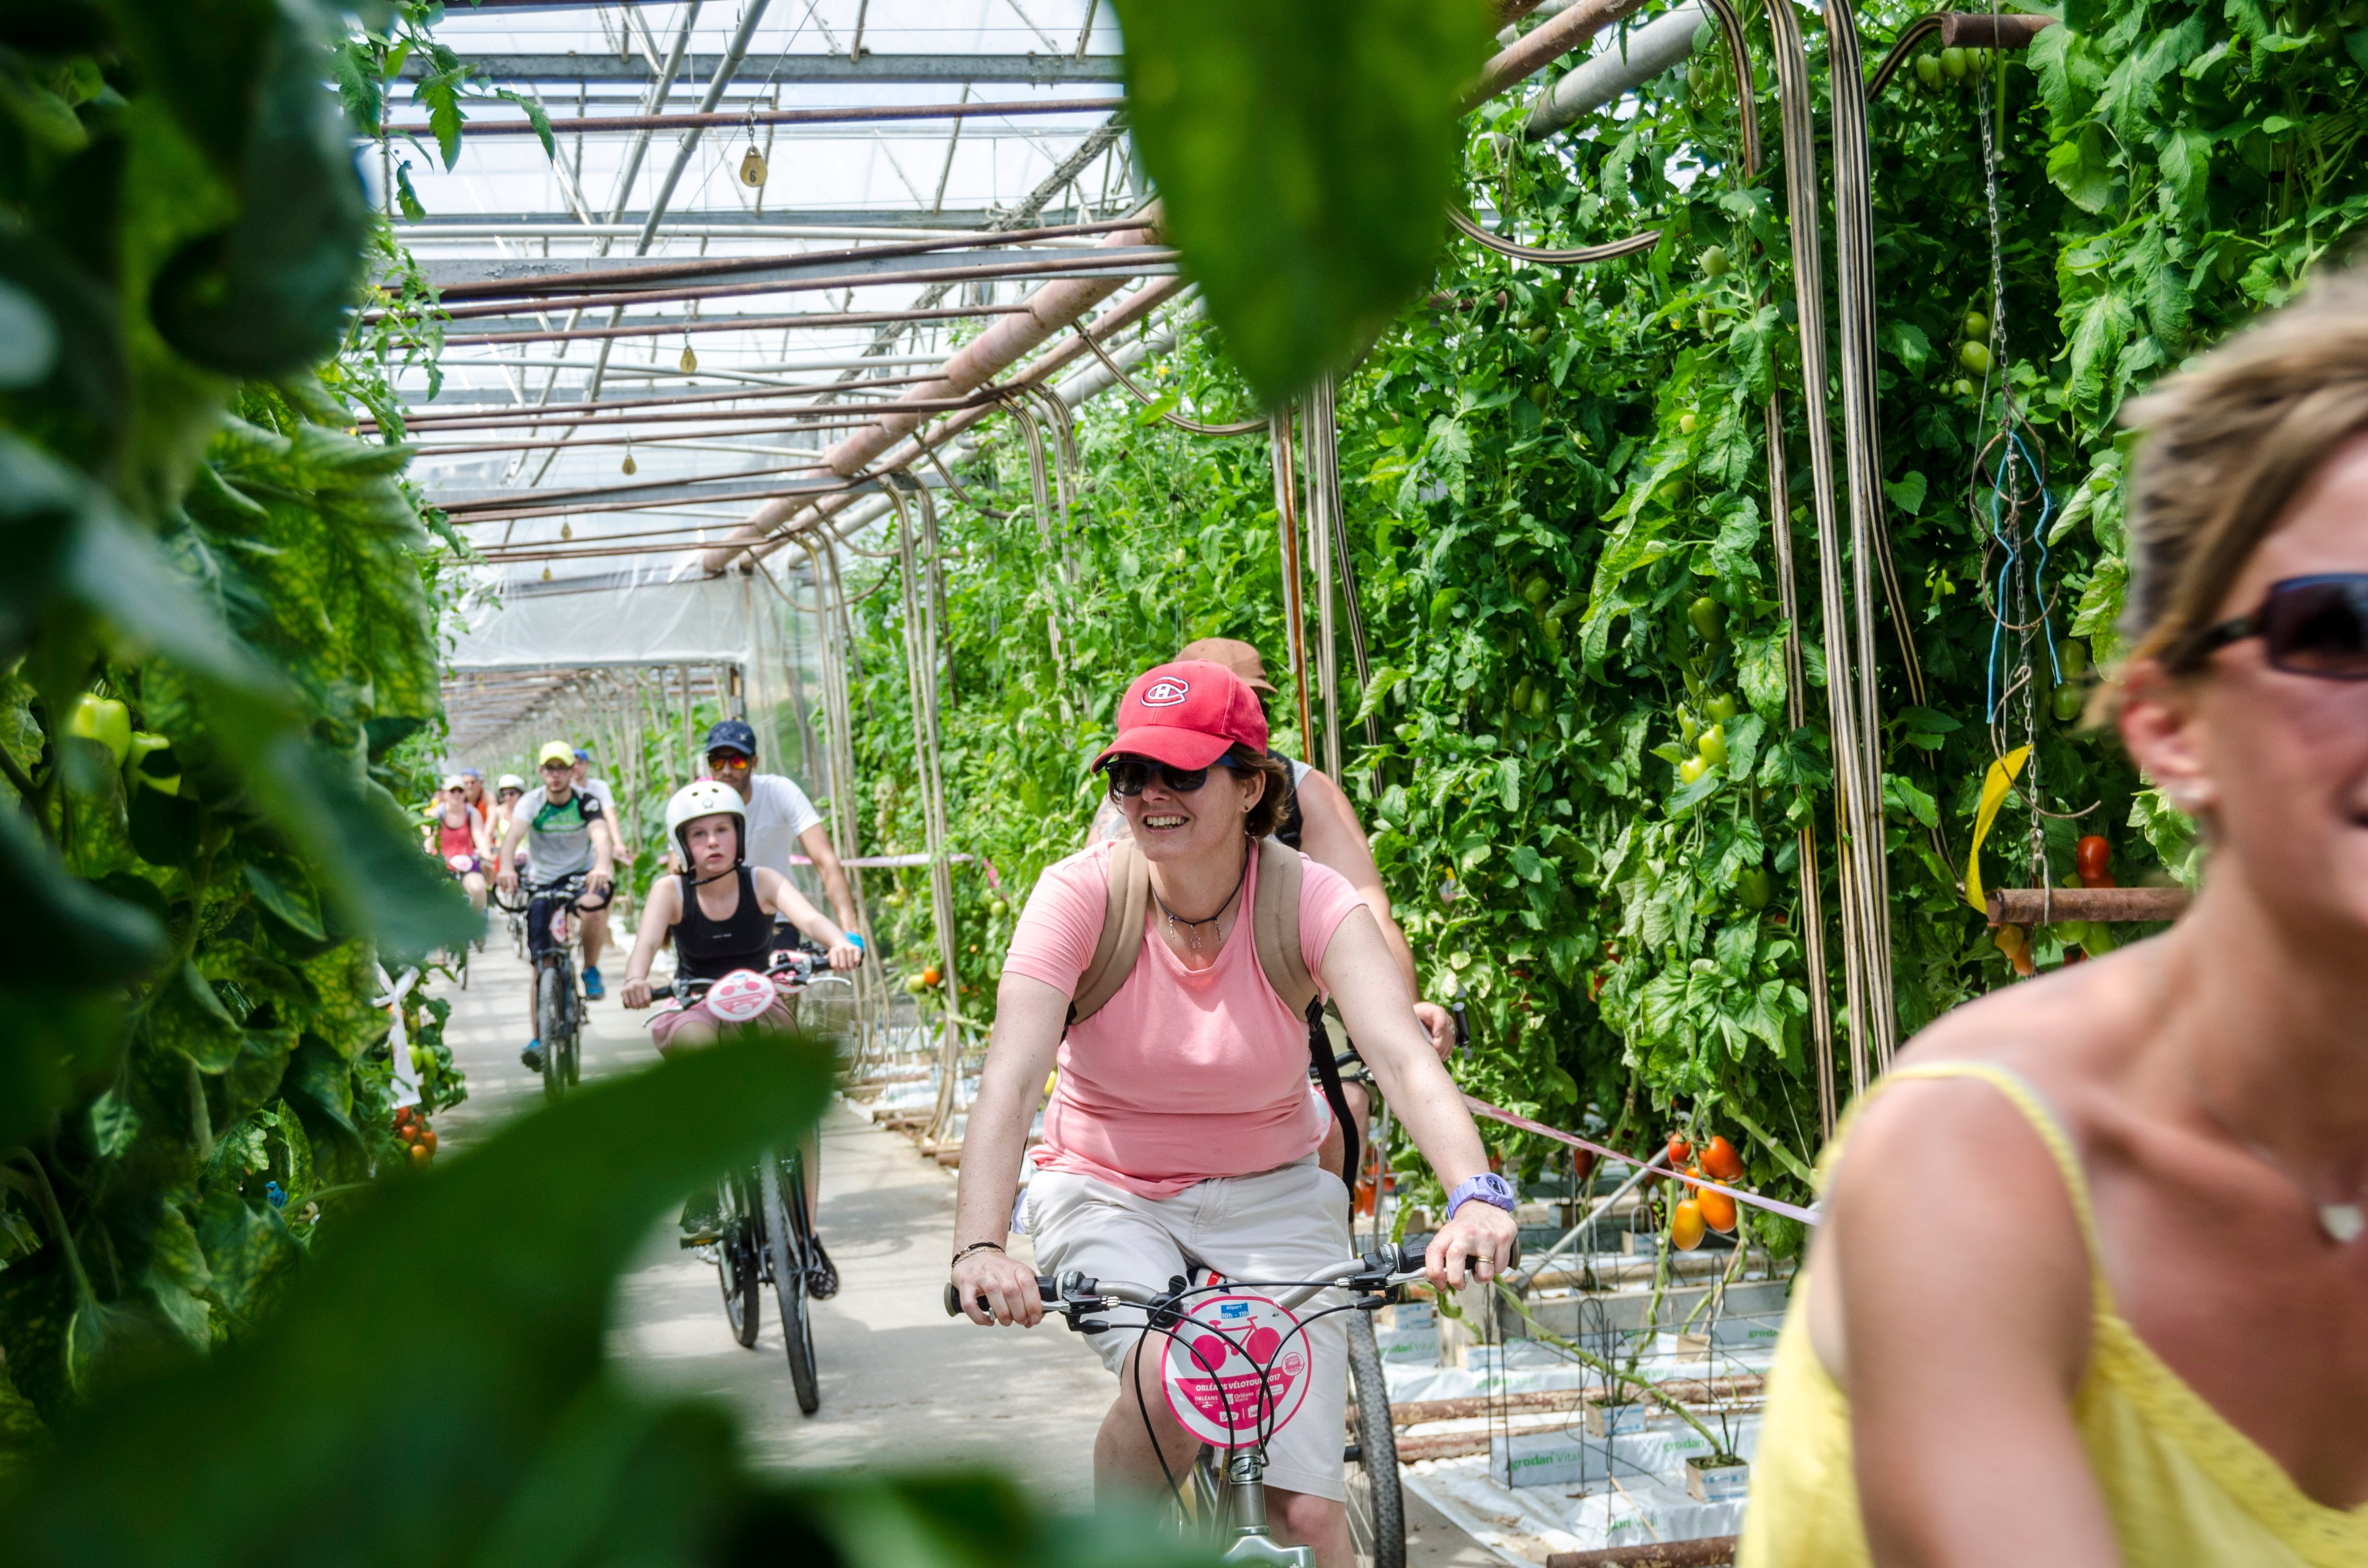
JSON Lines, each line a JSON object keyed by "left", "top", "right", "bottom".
{"left": 496, "top": 740, "right": 619, "bottom": 1069}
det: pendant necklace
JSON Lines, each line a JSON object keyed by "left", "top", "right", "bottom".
{"left": 2183, "top": 1050, "right": 2368, "bottom": 1243}
{"left": 1152, "top": 845, "right": 1249, "bottom": 953}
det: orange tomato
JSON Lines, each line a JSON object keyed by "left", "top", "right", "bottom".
{"left": 1697, "top": 1184, "right": 1738, "bottom": 1234}
{"left": 1671, "top": 1198, "right": 1706, "bottom": 1250}
{"left": 420, "top": 1128, "right": 438, "bottom": 1155}
{"left": 408, "top": 1143, "right": 430, "bottom": 1165}
{"left": 1701, "top": 1135, "right": 1744, "bottom": 1183}
{"left": 922, "top": 965, "right": 942, "bottom": 988}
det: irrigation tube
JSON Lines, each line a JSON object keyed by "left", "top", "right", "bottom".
{"left": 1514, "top": 1145, "right": 1672, "bottom": 1289}
{"left": 888, "top": 487, "right": 965, "bottom": 1142}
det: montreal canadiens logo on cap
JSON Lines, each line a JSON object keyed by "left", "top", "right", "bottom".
{"left": 1141, "top": 677, "right": 1191, "bottom": 708}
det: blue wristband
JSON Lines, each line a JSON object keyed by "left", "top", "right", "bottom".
{"left": 845, "top": 932, "right": 865, "bottom": 950}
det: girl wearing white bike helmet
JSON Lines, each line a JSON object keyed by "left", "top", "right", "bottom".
{"left": 619, "top": 780, "right": 863, "bottom": 1050}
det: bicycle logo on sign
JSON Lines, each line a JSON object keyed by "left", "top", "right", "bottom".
{"left": 1157, "top": 1285, "right": 1311, "bottom": 1449}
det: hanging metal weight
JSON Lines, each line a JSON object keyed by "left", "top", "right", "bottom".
{"left": 739, "top": 144, "right": 768, "bottom": 187}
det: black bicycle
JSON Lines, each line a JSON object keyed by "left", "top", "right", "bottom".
{"left": 526, "top": 872, "right": 605, "bottom": 1103}
{"left": 672, "top": 949, "right": 841, "bottom": 1415}
{"left": 948, "top": 1242, "right": 1423, "bottom": 1568}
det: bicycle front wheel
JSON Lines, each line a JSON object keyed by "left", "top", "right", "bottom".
{"left": 717, "top": 1174, "right": 762, "bottom": 1349}
{"left": 760, "top": 1151, "right": 820, "bottom": 1415}
{"left": 1344, "top": 1313, "right": 1406, "bottom": 1568}
{"left": 536, "top": 963, "right": 569, "bottom": 1103}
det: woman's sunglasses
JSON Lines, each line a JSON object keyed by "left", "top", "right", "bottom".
{"left": 1099, "top": 755, "right": 1237, "bottom": 798}
{"left": 2186, "top": 574, "right": 2368, "bottom": 679}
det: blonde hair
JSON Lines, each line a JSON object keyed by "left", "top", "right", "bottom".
{"left": 2118, "top": 269, "right": 2368, "bottom": 674}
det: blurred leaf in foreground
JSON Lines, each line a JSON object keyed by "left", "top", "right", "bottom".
{"left": 0, "top": 1029, "right": 1210, "bottom": 1568}
{"left": 1110, "top": 0, "right": 1495, "bottom": 406}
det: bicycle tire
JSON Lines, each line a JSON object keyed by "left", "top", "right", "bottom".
{"left": 1344, "top": 1313, "right": 1406, "bottom": 1568}
{"left": 717, "top": 1174, "right": 762, "bottom": 1349}
{"left": 761, "top": 1151, "right": 820, "bottom": 1415}
{"left": 562, "top": 982, "right": 581, "bottom": 1087}
{"left": 536, "top": 960, "right": 569, "bottom": 1104}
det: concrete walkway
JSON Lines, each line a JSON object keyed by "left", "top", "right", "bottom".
{"left": 429, "top": 933, "right": 1494, "bottom": 1558}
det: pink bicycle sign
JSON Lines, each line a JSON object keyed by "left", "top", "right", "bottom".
{"left": 1157, "top": 1290, "right": 1310, "bottom": 1449}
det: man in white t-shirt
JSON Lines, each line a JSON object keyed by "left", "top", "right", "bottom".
{"left": 699, "top": 719, "right": 861, "bottom": 941}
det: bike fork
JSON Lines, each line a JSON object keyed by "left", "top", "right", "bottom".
{"left": 1219, "top": 1449, "right": 1315, "bottom": 1568}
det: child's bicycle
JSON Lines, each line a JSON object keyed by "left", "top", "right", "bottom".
{"left": 948, "top": 1241, "right": 1434, "bottom": 1568}
{"left": 665, "top": 947, "right": 842, "bottom": 1416}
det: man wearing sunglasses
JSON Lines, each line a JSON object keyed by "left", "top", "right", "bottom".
{"left": 697, "top": 718, "right": 862, "bottom": 948}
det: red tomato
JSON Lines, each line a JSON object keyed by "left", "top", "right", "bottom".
{"left": 1697, "top": 1185, "right": 1738, "bottom": 1234}
{"left": 420, "top": 1128, "right": 438, "bottom": 1155}
{"left": 1572, "top": 1147, "right": 1598, "bottom": 1186}
{"left": 1667, "top": 1134, "right": 1693, "bottom": 1167}
{"left": 2075, "top": 835, "right": 2112, "bottom": 886}
{"left": 1701, "top": 1135, "right": 1745, "bottom": 1183}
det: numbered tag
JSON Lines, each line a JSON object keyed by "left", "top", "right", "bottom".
{"left": 705, "top": 969, "right": 777, "bottom": 1023}
{"left": 1158, "top": 1290, "right": 1311, "bottom": 1449}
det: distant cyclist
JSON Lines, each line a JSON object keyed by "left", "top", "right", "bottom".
{"left": 953, "top": 661, "right": 1516, "bottom": 1567}
{"left": 489, "top": 773, "right": 527, "bottom": 848}
{"left": 429, "top": 774, "right": 491, "bottom": 916}
{"left": 496, "top": 741, "right": 618, "bottom": 1068}
{"left": 459, "top": 766, "right": 488, "bottom": 820}
{"left": 697, "top": 719, "right": 862, "bottom": 942}
{"left": 570, "top": 748, "right": 627, "bottom": 857}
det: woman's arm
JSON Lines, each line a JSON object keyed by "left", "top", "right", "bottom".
{"left": 1323, "top": 907, "right": 1517, "bottom": 1287}
{"left": 751, "top": 868, "right": 862, "bottom": 969}
{"left": 618, "top": 877, "right": 679, "bottom": 1009}
{"left": 1828, "top": 1078, "right": 2118, "bottom": 1568}
{"left": 948, "top": 973, "right": 1068, "bottom": 1326}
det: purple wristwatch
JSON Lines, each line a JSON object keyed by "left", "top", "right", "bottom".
{"left": 1445, "top": 1172, "right": 1516, "bottom": 1219}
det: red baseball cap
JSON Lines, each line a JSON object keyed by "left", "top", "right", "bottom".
{"left": 1094, "top": 661, "right": 1269, "bottom": 771}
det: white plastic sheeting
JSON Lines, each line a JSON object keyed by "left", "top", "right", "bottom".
{"left": 446, "top": 564, "right": 757, "bottom": 672}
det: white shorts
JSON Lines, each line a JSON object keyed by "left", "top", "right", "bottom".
{"left": 1024, "top": 1156, "right": 1353, "bottom": 1502}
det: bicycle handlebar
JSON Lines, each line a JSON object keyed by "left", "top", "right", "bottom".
{"left": 671, "top": 948, "right": 823, "bottom": 1002}
{"left": 941, "top": 1241, "right": 1452, "bottom": 1322}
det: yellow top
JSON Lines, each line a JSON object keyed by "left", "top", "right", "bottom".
{"left": 1737, "top": 1062, "right": 2368, "bottom": 1568}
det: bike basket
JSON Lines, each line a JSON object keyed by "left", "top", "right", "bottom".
{"left": 1158, "top": 1291, "right": 1312, "bottom": 1449}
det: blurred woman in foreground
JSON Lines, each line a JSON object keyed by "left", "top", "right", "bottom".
{"left": 1742, "top": 275, "right": 2368, "bottom": 1565}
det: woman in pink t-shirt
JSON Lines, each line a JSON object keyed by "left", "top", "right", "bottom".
{"left": 950, "top": 661, "right": 1516, "bottom": 1567}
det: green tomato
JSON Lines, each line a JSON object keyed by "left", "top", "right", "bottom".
{"left": 1700, "top": 245, "right": 1730, "bottom": 278}
{"left": 1527, "top": 381, "right": 1552, "bottom": 406}
{"left": 1958, "top": 339, "right": 1994, "bottom": 375}
{"left": 1679, "top": 710, "right": 1701, "bottom": 749}
{"left": 1940, "top": 45, "right": 1968, "bottom": 78}
{"left": 1526, "top": 325, "right": 1552, "bottom": 346}
{"left": 2081, "top": 920, "right": 2118, "bottom": 956}
{"left": 1688, "top": 597, "right": 1727, "bottom": 643}
{"left": 1528, "top": 686, "right": 1550, "bottom": 721}
{"left": 1512, "top": 675, "right": 1536, "bottom": 711}
{"left": 2052, "top": 683, "right": 2085, "bottom": 723}
{"left": 66, "top": 694, "right": 132, "bottom": 767}
{"left": 903, "top": 974, "right": 929, "bottom": 996}
{"left": 125, "top": 731, "right": 179, "bottom": 796}
{"left": 1696, "top": 724, "right": 1728, "bottom": 767}
{"left": 1914, "top": 53, "right": 1943, "bottom": 89}
{"left": 2059, "top": 638, "right": 2091, "bottom": 679}
{"left": 1705, "top": 692, "right": 1739, "bottom": 723}
{"left": 1739, "top": 867, "right": 1773, "bottom": 910}
{"left": 1677, "top": 755, "right": 1710, "bottom": 787}
{"left": 1952, "top": 378, "right": 1976, "bottom": 398}
{"left": 1678, "top": 412, "right": 1698, "bottom": 436}
{"left": 988, "top": 898, "right": 1009, "bottom": 918}
{"left": 1961, "top": 311, "right": 1990, "bottom": 343}
{"left": 1521, "top": 574, "right": 1552, "bottom": 606}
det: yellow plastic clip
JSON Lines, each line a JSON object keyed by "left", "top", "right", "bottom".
{"left": 1965, "top": 745, "right": 2030, "bottom": 911}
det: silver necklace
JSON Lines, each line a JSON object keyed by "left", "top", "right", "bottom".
{"left": 1151, "top": 845, "right": 1248, "bottom": 953}
{"left": 2146, "top": 945, "right": 2368, "bottom": 1243}
{"left": 2183, "top": 1051, "right": 2368, "bottom": 1243}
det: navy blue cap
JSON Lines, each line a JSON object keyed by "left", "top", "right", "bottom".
{"left": 572, "top": 747, "right": 590, "bottom": 760}
{"left": 704, "top": 718, "right": 758, "bottom": 758}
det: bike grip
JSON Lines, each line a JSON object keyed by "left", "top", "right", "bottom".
{"left": 942, "top": 1281, "right": 963, "bottom": 1317}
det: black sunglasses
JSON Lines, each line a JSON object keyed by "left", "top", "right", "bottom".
{"left": 1099, "top": 755, "right": 1237, "bottom": 798}
{"left": 2184, "top": 574, "right": 2368, "bottom": 679}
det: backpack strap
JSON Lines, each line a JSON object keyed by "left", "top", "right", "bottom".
{"left": 1250, "top": 837, "right": 1360, "bottom": 1216}
{"left": 1068, "top": 839, "right": 1150, "bottom": 1026}
{"left": 1249, "top": 836, "right": 1318, "bottom": 1014}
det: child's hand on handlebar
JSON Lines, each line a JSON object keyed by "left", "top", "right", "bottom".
{"left": 621, "top": 975, "right": 654, "bottom": 1009}
{"left": 1426, "top": 1199, "right": 1519, "bottom": 1292}
{"left": 950, "top": 1246, "right": 1045, "bottom": 1328}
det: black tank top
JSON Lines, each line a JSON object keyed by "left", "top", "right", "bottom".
{"left": 670, "top": 869, "right": 774, "bottom": 981}
{"left": 1274, "top": 755, "right": 1305, "bottom": 849}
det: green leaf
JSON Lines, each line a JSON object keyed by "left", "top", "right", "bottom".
{"left": 2046, "top": 122, "right": 2115, "bottom": 214}
{"left": 1882, "top": 470, "right": 1928, "bottom": 516}
{"left": 1109, "top": 0, "right": 1495, "bottom": 403}
{"left": 2066, "top": 290, "right": 2136, "bottom": 417}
